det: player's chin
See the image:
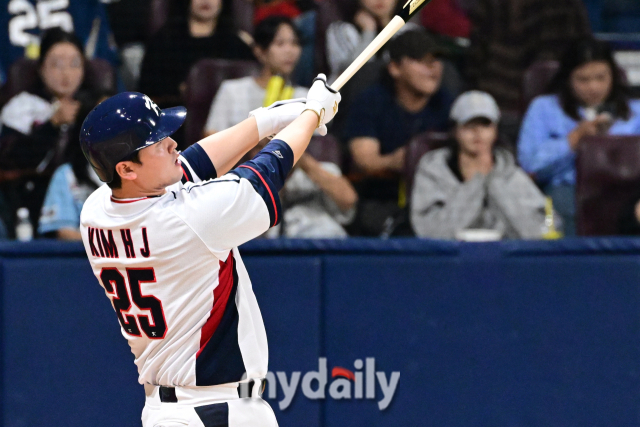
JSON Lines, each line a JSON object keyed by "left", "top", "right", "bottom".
{"left": 171, "top": 160, "right": 183, "bottom": 180}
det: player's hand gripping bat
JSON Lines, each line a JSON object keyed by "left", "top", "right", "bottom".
{"left": 330, "top": 0, "right": 436, "bottom": 91}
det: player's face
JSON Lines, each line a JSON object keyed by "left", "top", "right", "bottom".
{"left": 40, "top": 42, "right": 84, "bottom": 99}
{"left": 455, "top": 118, "right": 497, "bottom": 157}
{"left": 570, "top": 60, "right": 613, "bottom": 108}
{"left": 190, "top": 0, "right": 222, "bottom": 22}
{"left": 360, "top": 0, "right": 397, "bottom": 20}
{"left": 134, "top": 137, "right": 183, "bottom": 191}
{"left": 391, "top": 54, "right": 443, "bottom": 97}
{"left": 263, "top": 24, "right": 302, "bottom": 77}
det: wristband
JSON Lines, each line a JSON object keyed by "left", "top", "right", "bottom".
{"left": 250, "top": 107, "right": 275, "bottom": 140}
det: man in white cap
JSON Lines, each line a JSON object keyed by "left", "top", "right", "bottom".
{"left": 410, "top": 91, "right": 548, "bottom": 240}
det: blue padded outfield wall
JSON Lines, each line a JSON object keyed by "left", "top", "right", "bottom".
{"left": 2, "top": 238, "right": 640, "bottom": 427}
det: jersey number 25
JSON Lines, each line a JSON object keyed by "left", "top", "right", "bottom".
{"left": 100, "top": 267, "right": 167, "bottom": 339}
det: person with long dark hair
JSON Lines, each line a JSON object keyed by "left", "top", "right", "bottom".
{"left": 139, "top": 0, "right": 254, "bottom": 109}
{"left": 325, "top": 0, "right": 401, "bottom": 84}
{"left": 204, "top": 15, "right": 307, "bottom": 135}
{"left": 38, "top": 96, "right": 106, "bottom": 240}
{"left": 518, "top": 38, "right": 640, "bottom": 236}
{"left": 0, "top": 27, "right": 96, "bottom": 236}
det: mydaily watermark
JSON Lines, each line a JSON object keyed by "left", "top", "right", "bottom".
{"left": 243, "top": 357, "right": 400, "bottom": 411}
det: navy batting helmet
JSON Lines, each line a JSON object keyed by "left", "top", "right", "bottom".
{"left": 80, "top": 92, "right": 187, "bottom": 183}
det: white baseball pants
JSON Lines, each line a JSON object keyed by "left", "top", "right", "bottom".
{"left": 142, "top": 383, "right": 278, "bottom": 427}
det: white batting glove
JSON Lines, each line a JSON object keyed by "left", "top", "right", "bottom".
{"left": 250, "top": 98, "right": 308, "bottom": 140}
{"left": 304, "top": 74, "right": 341, "bottom": 131}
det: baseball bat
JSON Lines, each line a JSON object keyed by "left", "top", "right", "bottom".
{"left": 330, "top": 0, "right": 436, "bottom": 91}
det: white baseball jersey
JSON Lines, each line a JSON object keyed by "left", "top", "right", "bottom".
{"left": 80, "top": 142, "right": 287, "bottom": 387}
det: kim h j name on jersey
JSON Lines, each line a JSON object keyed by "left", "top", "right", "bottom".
{"left": 87, "top": 227, "right": 151, "bottom": 259}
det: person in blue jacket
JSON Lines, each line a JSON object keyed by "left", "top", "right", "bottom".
{"left": 517, "top": 38, "right": 640, "bottom": 236}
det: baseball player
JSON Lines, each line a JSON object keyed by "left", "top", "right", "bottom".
{"left": 78, "top": 74, "right": 340, "bottom": 426}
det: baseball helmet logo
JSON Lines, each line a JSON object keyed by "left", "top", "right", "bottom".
{"left": 143, "top": 95, "right": 161, "bottom": 116}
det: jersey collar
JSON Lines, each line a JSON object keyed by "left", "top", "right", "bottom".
{"left": 103, "top": 190, "right": 170, "bottom": 217}
{"left": 110, "top": 195, "right": 163, "bottom": 204}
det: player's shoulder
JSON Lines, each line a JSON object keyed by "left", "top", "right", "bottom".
{"left": 171, "top": 174, "right": 243, "bottom": 200}
{"left": 172, "top": 170, "right": 270, "bottom": 213}
{"left": 79, "top": 185, "right": 111, "bottom": 222}
{"left": 165, "top": 175, "right": 247, "bottom": 225}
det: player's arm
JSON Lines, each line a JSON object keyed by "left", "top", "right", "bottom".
{"left": 194, "top": 117, "right": 262, "bottom": 176}
{"left": 172, "top": 76, "right": 342, "bottom": 252}
{"left": 191, "top": 97, "right": 322, "bottom": 179}
{"left": 274, "top": 75, "right": 341, "bottom": 164}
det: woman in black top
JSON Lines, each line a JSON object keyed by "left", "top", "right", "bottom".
{"left": 0, "top": 28, "right": 101, "bottom": 237}
{"left": 139, "top": 0, "right": 254, "bottom": 108}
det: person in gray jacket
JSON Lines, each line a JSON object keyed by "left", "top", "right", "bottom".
{"left": 411, "top": 91, "right": 547, "bottom": 240}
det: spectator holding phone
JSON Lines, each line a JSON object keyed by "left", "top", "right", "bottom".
{"left": 518, "top": 38, "right": 640, "bottom": 235}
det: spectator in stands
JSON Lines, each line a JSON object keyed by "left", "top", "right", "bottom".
{"left": 0, "top": 28, "right": 98, "bottom": 237}
{"left": 421, "top": 0, "right": 471, "bottom": 39}
{"left": 325, "top": 0, "right": 400, "bottom": 84}
{"left": 38, "top": 106, "right": 103, "bottom": 240}
{"left": 254, "top": 0, "right": 314, "bottom": 22}
{"left": 465, "top": 0, "right": 591, "bottom": 143}
{"left": 0, "top": 0, "right": 118, "bottom": 85}
{"left": 344, "top": 28, "right": 454, "bottom": 236}
{"left": 139, "top": 0, "right": 254, "bottom": 109}
{"left": 518, "top": 38, "right": 640, "bottom": 236}
{"left": 204, "top": 15, "right": 307, "bottom": 135}
{"left": 411, "top": 91, "right": 547, "bottom": 240}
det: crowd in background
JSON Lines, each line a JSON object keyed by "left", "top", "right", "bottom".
{"left": 1, "top": 0, "right": 640, "bottom": 241}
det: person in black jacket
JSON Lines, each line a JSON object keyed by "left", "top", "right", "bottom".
{"left": 139, "top": 0, "right": 255, "bottom": 110}
{"left": 0, "top": 28, "right": 99, "bottom": 237}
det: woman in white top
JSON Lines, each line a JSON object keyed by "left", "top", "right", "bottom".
{"left": 325, "top": 0, "right": 399, "bottom": 84}
{"left": 204, "top": 15, "right": 307, "bottom": 135}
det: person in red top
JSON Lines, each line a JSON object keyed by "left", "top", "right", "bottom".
{"left": 421, "top": 0, "right": 471, "bottom": 39}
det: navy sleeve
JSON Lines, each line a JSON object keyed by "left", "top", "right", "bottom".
{"left": 229, "top": 139, "right": 294, "bottom": 227}
{"left": 180, "top": 143, "right": 217, "bottom": 182}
